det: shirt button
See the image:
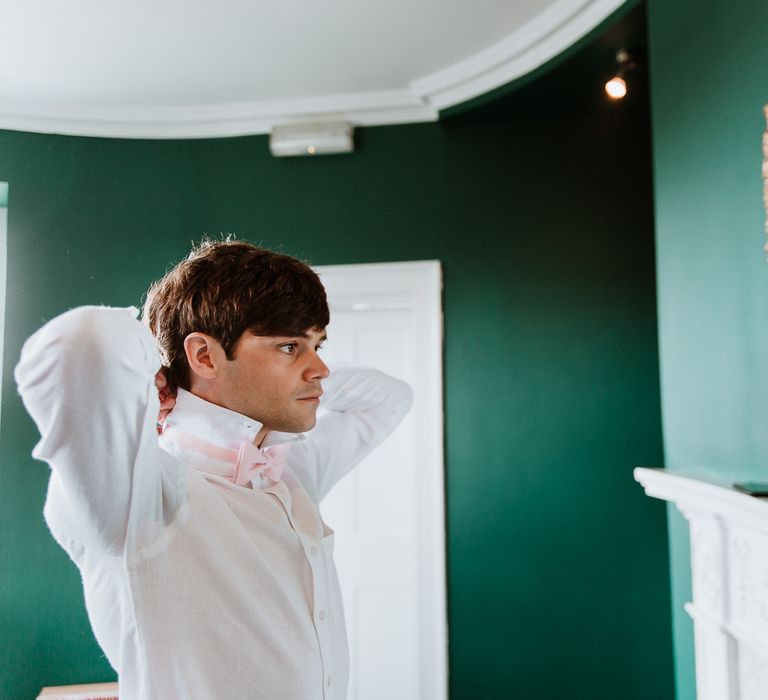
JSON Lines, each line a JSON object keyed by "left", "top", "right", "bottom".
{"left": 318, "top": 610, "right": 326, "bottom": 621}
{"left": 310, "top": 546, "right": 319, "bottom": 557}
{"left": 326, "top": 675, "right": 332, "bottom": 687}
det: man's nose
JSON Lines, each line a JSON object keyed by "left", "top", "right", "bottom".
{"left": 305, "top": 353, "right": 330, "bottom": 381}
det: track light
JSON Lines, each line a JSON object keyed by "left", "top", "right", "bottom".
{"left": 605, "top": 50, "right": 636, "bottom": 100}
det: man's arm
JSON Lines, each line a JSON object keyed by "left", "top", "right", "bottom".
{"left": 15, "top": 306, "right": 185, "bottom": 555}
{"left": 288, "top": 366, "right": 414, "bottom": 503}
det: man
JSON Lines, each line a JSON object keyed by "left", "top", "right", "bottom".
{"left": 15, "top": 240, "right": 413, "bottom": 699}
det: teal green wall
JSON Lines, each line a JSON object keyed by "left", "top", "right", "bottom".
{"left": 647, "top": 0, "right": 768, "bottom": 697}
{"left": 0, "top": 25, "right": 672, "bottom": 700}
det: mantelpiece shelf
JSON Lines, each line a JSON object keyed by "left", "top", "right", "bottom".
{"left": 635, "top": 467, "right": 768, "bottom": 531}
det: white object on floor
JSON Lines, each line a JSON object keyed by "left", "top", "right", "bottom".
{"left": 37, "top": 682, "right": 119, "bottom": 700}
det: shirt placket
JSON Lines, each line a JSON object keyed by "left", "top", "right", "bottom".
{"left": 263, "top": 480, "right": 336, "bottom": 699}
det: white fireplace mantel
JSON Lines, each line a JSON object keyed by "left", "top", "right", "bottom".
{"left": 634, "top": 468, "right": 768, "bottom": 700}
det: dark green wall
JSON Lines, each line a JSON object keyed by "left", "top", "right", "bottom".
{"left": 647, "top": 0, "right": 768, "bottom": 697}
{"left": 0, "top": 19, "right": 672, "bottom": 700}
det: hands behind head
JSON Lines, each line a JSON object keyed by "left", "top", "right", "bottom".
{"left": 155, "top": 369, "right": 177, "bottom": 434}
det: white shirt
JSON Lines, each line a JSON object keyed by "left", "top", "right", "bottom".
{"left": 15, "top": 306, "right": 413, "bottom": 700}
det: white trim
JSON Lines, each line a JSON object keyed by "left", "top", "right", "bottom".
{"left": 0, "top": 0, "right": 626, "bottom": 139}
{"left": 0, "top": 91, "right": 437, "bottom": 139}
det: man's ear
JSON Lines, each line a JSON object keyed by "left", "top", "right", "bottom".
{"left": 184, "top": 333, "right": 225, "bottom": 381}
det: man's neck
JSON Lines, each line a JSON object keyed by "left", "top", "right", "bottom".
{"left": 254, "top": 427, "right": 269, "bottom": 448}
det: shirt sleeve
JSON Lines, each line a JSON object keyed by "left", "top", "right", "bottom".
{"left": 14, "top": 306, "right": 187, "bottom": 556}
{"left": 287, "top": 366, "right": 414, "bottom": 503}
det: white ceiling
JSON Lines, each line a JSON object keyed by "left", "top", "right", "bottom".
{"left": 0, "top": 0, "right": 625, "bottom": 138}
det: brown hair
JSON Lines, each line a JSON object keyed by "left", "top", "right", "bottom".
{"left": 144, "top": 239, "right": 329, "bottom": 390}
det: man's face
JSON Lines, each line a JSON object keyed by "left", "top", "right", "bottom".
{"left": 218, "top": 327, "right": 329, "bottom": 433}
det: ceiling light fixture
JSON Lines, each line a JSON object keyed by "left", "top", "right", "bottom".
{"left": 605, "top": 49, "right": 636, "bottom": 100}
{"left": 270, "top": 122, "right": 354, "bottom": 157}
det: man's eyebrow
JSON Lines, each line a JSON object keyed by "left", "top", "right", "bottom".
{"left": 282, "top": 331, "right": 327, "bottom": 342}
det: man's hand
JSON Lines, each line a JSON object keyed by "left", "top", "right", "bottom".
{"left": 155, "top": 369, "right": 176, "bottom": 434}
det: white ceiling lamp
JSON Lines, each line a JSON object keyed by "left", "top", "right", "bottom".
{"left": 269, "top": 122, "right": 354, "bottom": 157}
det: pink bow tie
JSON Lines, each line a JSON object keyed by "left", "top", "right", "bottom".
{"left": 232, "top": 440, "right": 290, "bottom": 486}
{"left": 160, "top": 425, "right": 290, "bottom": 486}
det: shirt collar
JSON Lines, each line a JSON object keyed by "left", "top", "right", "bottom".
{"left": 163, "top": 388, "right": 303, "bottom": 453}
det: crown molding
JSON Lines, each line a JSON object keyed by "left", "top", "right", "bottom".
{"left": 0, "top": 91, "right": 438, "bottom": 139}
{"left": 0, "top": 0, "right": 626, "bottom": 139}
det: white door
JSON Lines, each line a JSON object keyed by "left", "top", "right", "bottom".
{"left": 315, "top": 261, "right": 447, "bottom": 700}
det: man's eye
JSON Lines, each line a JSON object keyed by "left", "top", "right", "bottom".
{"left": 279, "top": 344, "right": 297, "bottom": 354}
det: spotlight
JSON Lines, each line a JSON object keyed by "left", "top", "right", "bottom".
{"left": 605, "top": 76, "right": 627, "bottom": 99}
{"left": 605, "top": 49, "right": 636, "bottom": 100}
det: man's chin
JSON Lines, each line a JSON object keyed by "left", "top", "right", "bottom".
{"left": 296, "top": 417, "right": 318, "bottom": 433}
